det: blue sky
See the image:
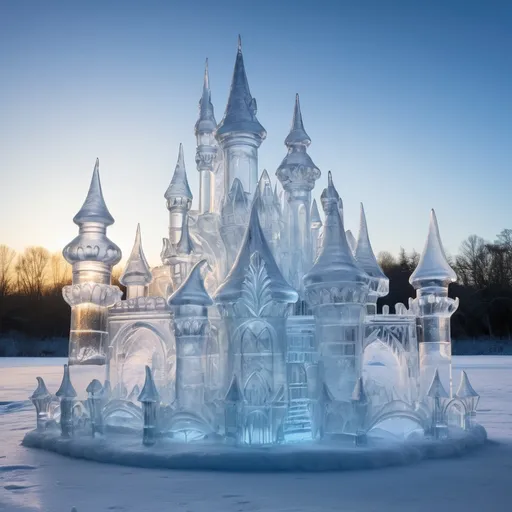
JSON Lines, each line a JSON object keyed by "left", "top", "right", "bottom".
{"left": 1, "top": 0, "right": 511, "bottom": 266}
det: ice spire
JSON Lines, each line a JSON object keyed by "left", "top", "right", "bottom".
{"left": 455, "top": 370, "right": 478, "bottom": 399}
{"left": 164, "top": 144, "right": 193, "bottom": 202}
{"left": 215, "top": 199, "right": 298, "bottom": 304}
{"left": 195, "top": 59, "right": 217, "bottom": 134}
{"left": 168, "top": 259, "right": 213, "bottom": 307}
{"left": 120, "top": 224, "right": 152, "bottom": 287}
{"left": 137, "top": 366, "right": 160, "bottom": 403}
{"left": 73, "top": 159, "right": 115, "bottom": 226}
{"left": 284, "top": 94, "right": 311, "bottom": 147}
{"left": 410, "top": 210, "right": 457, "bottom": 288}
{"left": 346, "top": 230, "right": 357, "bottom": 254}
{"left": 352, "top": 377, "right": 368, "bottom": 403}
{"left": 258, "top": 169, "right": 272, "bottom": 195}
{"left": 216, "top": 36, "right": 266, "bottom": 138}
{"left": 176, "top": 215, "right": 195, "bottom": 255}
{"left": 31, "top": 376, "right": 50, "bottom": 399}
{"left": 55, "top": 364, "right": 77, "bottom": 399}
{"left": 427, "top": 369, "right": 449, "bottom": 398}
{"left": 305, "top": 172, "right": 366, "bottom": 287}
{"left": 310, "top": 199, "right": 322, "bottom": 228}
{"left": 355, "top": 204, "right": 386, "bottom": 280}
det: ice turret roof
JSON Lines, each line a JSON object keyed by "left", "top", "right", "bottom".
{"left": 214, "top": 199, "right": 298, "bottom": 304}
{"left": 164, "top": 144, "right": 193, "bottom": 201}
{"left": 222, "top": 178, "right": 249, "bottom": 215}
{"left": 426, "top": 369, "right": 449, "bottom": 398}
{"left": 410, "top": 210, "right": 457, "bottom": 288}
{"left": 73, "top": 159, "right": 115, "bottom": 226}
{"left": 455, "top": 370, "right": 479, "bottom": 398}
{"left": 56, "top": 364, "right": 77, "bottom": 399}
{"left": 120, "top": 224, "right": 153, "bottom": 287}
{"left": 310, "top": 199, "right": 322, "bottom": 228}
{"left": 304, "top": 172, "right": 367, "bottom": 287}
{"left": 284, "top": 94, "right": 311, "bottom": 147}
{"left": 176, "top": 216, "right": 195, "bottom": 255}
{"left": 354, "top": 204, "right": 387, "bottom": 280}
{"left": 168, "top": 259, "right": 213, "bottom": 307}
{"left": 352, "top": 377, "right": 368, "bottom": 403}
{"left": 195, "top": 59, "right": 217, "bottom": 135}
{"left": 86, "top": 379, "right": 103, "bottom": 396}
{"left": 137, "top": 366, "right": 160, "bottom": 403}
{"left": 30, "top": 377, "right": 51, "bottom": 399}
{"left": 216, "top": 36, "right": 266, "bottom": 139}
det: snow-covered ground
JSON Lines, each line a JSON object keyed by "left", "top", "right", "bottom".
{"left": 1, "top": 357, "right": 511, "bottom": 512}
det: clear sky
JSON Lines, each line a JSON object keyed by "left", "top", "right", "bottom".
{"left": 1, "top": 0, "right": 511, "bottom": 266}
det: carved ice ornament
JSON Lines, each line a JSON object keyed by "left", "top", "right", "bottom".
{"left": 62, "top": 282, "right": 122, "bottom": 307}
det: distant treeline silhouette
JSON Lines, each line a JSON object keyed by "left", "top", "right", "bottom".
{"left": 1, "top": 230, "right": 512, "bottom": 356}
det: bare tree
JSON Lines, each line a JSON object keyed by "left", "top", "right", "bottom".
{"left": 48, "top": 253, "right": 72, "bottom": 292}
{"left": 15, "top": 246, "right": 50, "bottom": 299}
{"left": 455, "top": 235, "right": 490, "bottom": 288}
{"left": 0, "top": 245, "right": 16, "bottom": 297}
{"left": 377, "top": 251, "right": 396, "bottom": 274}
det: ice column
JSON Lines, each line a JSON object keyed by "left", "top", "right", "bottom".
{"left": 56, "top": 364, "right": 77, "bottom": 437}
{"left": 119, "top": 224, "right": 153, "bottom": 299}
{"left": 276, "top": 94, "right": 321, "bottom": 293}
{"left": 195, "top": 59, "right": 218, "bottom": 214}
{"left": 214, "top": 201, "right": 298, "bottom": 443}
{"left": 168, "top": 259, "right": 212, "bottom": 412}
{"left": 62, "top": 159, "right": 122, "bottom": 369}
{"left": 215, "top": 36, "right": 266, "bottom": 201}
{"left": 304, "top": 172, "right": 369, "bottom": 403}
{"left": 354, "top": 204, "right": 389, "bottom": 315}
{"left": 410, "top": 210, "right": 458, "bottom": 398}
{"left": 164, "top": 144, "right": 193, "bottom": 246}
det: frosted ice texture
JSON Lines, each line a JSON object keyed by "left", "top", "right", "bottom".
{"left": 55, "top": 38, "right": 474, "bottom": 448}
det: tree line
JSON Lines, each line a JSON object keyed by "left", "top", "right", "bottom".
{"left": 0, "top": 229, "right": 511, "bottom": 355}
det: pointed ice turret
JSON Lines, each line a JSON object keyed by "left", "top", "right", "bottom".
{"left": 351, "top": 376, "right": 368, "bottom": 403}
{"left": 195, "top": 59, "right": 217, "bottom": 135}
{"left": 138, "top": 366, "right": 160, "bottom": 403}
{"left": 225, "top": 374, "right": 243, "bottom": 402}
{"left": 215, "top": 199, "right": 298, "bottom": 305}
{"left": 73, "top": 159, "right": 115, "bottom": 227}
{"left": 346, "top": 230, "right": 357, "bottom": 254}
{"left": 304, "top": 172, "right": 367, "bottom": 289}
{"left": 354, "top": 204, "right": 389, "bottom": 314}
{"left": 427, "top": 369, "right": 449, "bottom": 398}
{"left": 455, "top": 370, "right": 478, "bottom": 399}
{"left": 285, "top": 94, "right": 311, "bottom": 147}
{"left": 216, "top": 36, "right": 266, "bottom": 139}
{"left": 410, "top": 209, "right": 457, "bottom": 288}
{"left": 165, "top": 143, "right": 193, "bottom": 203}
{"left": 56, "top": 364, "right": 77, "bottom": 399}
{"left": 410, "top": 210, "right": 459, "bottom": 399}
{"left": 216, "top": 36, "right": 266, "bottom": 198}
{"left": 195, "top": 59, "right": 218, "bottom": 214}
{"left": 120, "top": 224, "right": 152, "bottom": 298}
{"left": 310, "top": 199, "right": 322, "bottom": 229}
{"left": 176, "top": 216, "right": 195, "bottom": 255}
{"left": 168, "top": 260, "right": 213, "bottom": 307}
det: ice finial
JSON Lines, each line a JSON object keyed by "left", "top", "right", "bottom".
{"left": 410, "top": 210, "right": 457, "bottom": 288}
{"left": 427, "top": 369, "right": 449, "bottom": 398}
{"left": 168, "top": 259, "right": 213, "bottom": 306}
{"left": 304, "top": 173, "right": 367, "bottom": 287}
{"left": 195, "top": 58, "right": 217, "bottom": 134}
{"left": 257, "top": 169, "right": 272, "bottom": 195}
{"left": 351, "top": 377, "right": 368, "bottom": 403}
{"left": 346, "top": 230, "right": 356, "bottom": 254}
{"left": 216, "top": 36, "right": 266, "bottom": 139}
{"left": 455, "top": 370, "right": 479, "bottom": 398}
{"left": 120, "top": 224, "right": 153, "bottom": 287}
{"left": 354, "top": 204, "right": 386, "bottom": 279}
{"left": 285, "top": 94, "right": 311, "bottom": 147}
{"left": 31, "top": 376, "right": 50, "bottom": 399}
{"left": 86, "top": 379, "right": 103, "bottom": 395}
{"left": 164, "top": 144, "right": 193, "bottom": 201}
{"left": 310, "top": 199, "right": 322, "bottom": 228}
{"left": 137, "top": 366, "right": 160, "bottom": 403}
{"left": 214, "top": 199, "right": 298, "bottom": 304}
{"left": 73, "top": 158, "right": 115, "bottom": 226}
{"left": 55, "top": 364, "right": 77, "bottom": 399}
{"left": 225, "top": 374, "right": 243, "bottom": 402}
{"left": 176, "top": 215, "right": 195, "bottom": 255}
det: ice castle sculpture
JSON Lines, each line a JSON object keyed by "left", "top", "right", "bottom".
{"left": 35, "top": 37, "right": 481, "bottom": 447}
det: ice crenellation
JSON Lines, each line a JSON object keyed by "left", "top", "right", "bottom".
{"left": 48, "top": 37, "right": 481, "bottom": 448}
